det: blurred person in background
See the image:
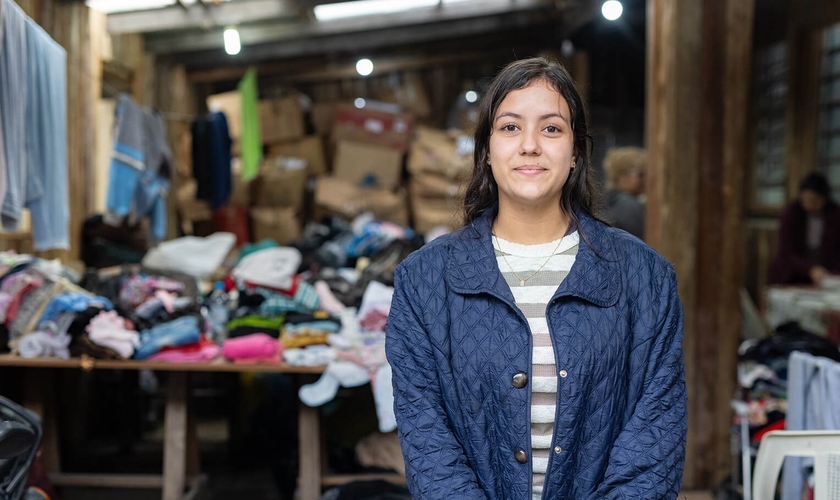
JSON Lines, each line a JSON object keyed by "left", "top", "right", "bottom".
{"left": 602, "top": 146, "right": 646, "bottom": 239}
{"left": 769, "top": 172, "right": 840, "bottom": 285}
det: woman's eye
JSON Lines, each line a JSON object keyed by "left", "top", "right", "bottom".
{"left": 545, "top": 125, "right": 560, "bottom": 133}
{"left": 502, "top": 124, "right": 518, "bottom": 132}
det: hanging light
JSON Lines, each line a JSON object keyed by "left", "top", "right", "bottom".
{"left": 465, "top": 91, "right": 478, "bottom": 103}
{"left": 356, "top": 58, "right": 374, "bottom": 76}
{"left": 224, "top": 27, "right": 241, "bottom": 55}
{"left": 601, "top": 0, "right": 623, "bottom": 21}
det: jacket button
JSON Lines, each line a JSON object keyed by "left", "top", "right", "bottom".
{"left": 514, "top": 448, "right": 528, "bottom": 464}
{"left": 512, "top": 372, "right": 528, "bottom": 389}
{"left": 554, "top": 446, "right": 562, "bottom": 454}
{"left": 559, "top": 369, "right": 568, "bottom": 378}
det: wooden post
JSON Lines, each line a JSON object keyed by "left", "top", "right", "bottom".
{"left": 163, "top": 372, "right": 188, "bottom": 500}
{"left": 646, "top": 0, "right": 754, "bottom": 489}
{"left": 298, "top": 401, "right": 321, "bottom": 500}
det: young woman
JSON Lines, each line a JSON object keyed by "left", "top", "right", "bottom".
{"left": 386, "top": 57, "right": 687, "bottom": 500}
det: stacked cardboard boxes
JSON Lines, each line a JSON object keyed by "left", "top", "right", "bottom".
{"left": 314, "top": 102, "right": 414, "bottom": 226}
{"left": 250, "top": 156, "right": 307, "bottom": 244}
{"left": 407, "top": 126, "right": 471, "bottom": 233}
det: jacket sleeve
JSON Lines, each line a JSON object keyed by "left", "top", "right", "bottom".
{"left": 592, "top": 265, "right": 688, "bottom": 500}
{"left": 385, "top": 265, "right": 488, "bottom": 500}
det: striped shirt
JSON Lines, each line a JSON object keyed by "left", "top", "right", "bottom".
{"left": 493, "top": 231, "right": 579, "bottom": 500}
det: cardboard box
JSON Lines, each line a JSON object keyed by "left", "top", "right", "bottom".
{"left": 333, "top": 140, "right": 403, "bottom": 188}
{"left": 314, "top": 176, "right": 408, "bottom": 226}
{"left": 267, "top": 136, "right": 327, "bottom": 177}
{"left": 332, "top": 104, "right": 414, "bottom": 151}
{"left": 250, "top": 207, "right": 301, "bottom": 245}
{"left": 260, "top": 97, "right": 305, "bottom": 144}
{"left": 310, "top": 103, "right": 336, "bottom": 136}
{"left": 176, "top": 179, "right": 213, "bottom": 221}
{"left": 410, "top": 172, "right": 465, "bottom": 199}
{"left": 254, "top": 157, "right": 307, "bottom": 209}
{"left": 229, "top": 174, "right": 252, "bottom": 207}
{"left": 207, "top": 91, "right": 242, "bottom": 139}
{"left": 407, "top": 126, "right": 473, "bottom": 179}
{"left": 410, "top": 195, "right": 463, "bottom": 234}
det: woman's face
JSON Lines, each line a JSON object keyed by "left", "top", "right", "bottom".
{"left": 801, "top": 189, "right": 826, "bottom": 215}
{"left": 488, "top": 79, "right": 575, "bottom": 211}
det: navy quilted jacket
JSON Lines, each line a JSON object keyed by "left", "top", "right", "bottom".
{"left": 385, "top": 207, "right": 687, "bottom": 499}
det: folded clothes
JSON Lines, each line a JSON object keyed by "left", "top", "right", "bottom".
{"left": 119, "top": 274, "right": 184, "bottom": 308}
{"left": 256, "top": 281, "right": 320, "bottom": 317}
{"left": 9, "top": 278, "right": 57, "bottom": 344}
{"left": 87, "top": 311, "right": 139, "bottom": 359}
{"left": 147, "top": 342, "right": 219, "bottom": 363}
{"left": 226, "top": 315, "right": 284, "bottom": 339}
{"left": 134, "top": 315, "right": 201, "bottom": 360}
{"left": 283, "top": 345, "right": 336, "bottom": 367}
{"left": 39, "top": 292, "right": 113, "bottom": 327}
{"left": 17, "top": 330, "right": 71, "bottom": 359}
{"left": 0, "top": 269, "right": 43, "bottom": 323}
{"left": 313, "top": 281, "right": 346, "bottom": 315}
{"left": 223, "top": 333, "right": 279, "bottom": 360}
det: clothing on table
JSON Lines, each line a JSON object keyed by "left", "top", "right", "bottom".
{"left": 66, "top": 305, "right": 109, "bottom": 337}
{"left": 106, "top": 94, "right": 172, "bottom": 241}
{"left": 257, "top": 282, "right": 320, "bottom": 317}
{"left": 314, "top": 281, "right": 346, "bottom": 315}
{"left": 222, "top": 333, "right": 279, "bottom": 360}
{"left": 134, "top": 315, "right": 201, "bottom": 360}
{"left": 147, "top": 337, "right": 219, "bottom": 363}
{"left": 17, "top": 330, "right": 70, "bottom": 359}
{"left": 232, "top": 247, "right": 301, "bottom": 291}
{"left": 385, "top": 206, "right": 687, "bottom": 500}
{"left": 87, "top": 310, "right": 139, "bottom": 359}
{"left": 0, "top": 269, "right": 43, "bottom": 323}
{"left": 39, "top": 292, "right": 112, "bottom": 327}
{"left": 283, "top": 345, "right": 336, "bottom": 367}
{"left": 769, "top": 200, "right": 840, "bottom": 284}
{"left": 602, "top": 189, "right": 645, "bottom": 240}
{"left": 0, "top": 0, "right": 27, "bottom": 229}
{"left": 782, "top": 351, "right": 840, "bottom": 500}
{"left": 281, "top": 312, "right": 340, "bottom": 348}
{"left": 119, "top": 274, "right": 184, "bottom": 309}
{"left": 24, "top": 17, "right": 68, "bottom": 251}
{"left": 237, "top": 68, "right": 262, "bottom": 181}
{"left": 298, "top": 360, "right": 369, "bottom": 407}
{"left": 226, "top": 315, "right": 284, "bottom": 339}
{"left": 8, "top": 276, "right": 57, "bottom": 347}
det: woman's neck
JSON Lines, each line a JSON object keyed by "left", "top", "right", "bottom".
{"left": 493, "top": 201, "right": 569, "bottom": 245}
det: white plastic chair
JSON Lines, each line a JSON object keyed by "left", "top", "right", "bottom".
{"left": 753, "top": 430, "right": 840, "bottom": 500}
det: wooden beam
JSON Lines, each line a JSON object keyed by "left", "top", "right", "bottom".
{"left": 646, "top": 0, "right": 703, "bottom": 487}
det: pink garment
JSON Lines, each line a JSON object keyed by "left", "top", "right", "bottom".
{"left": 359, "top": 308, "right": 388, "bottom": 333}
{"left": 335, "top": 343, "right": 387, "bottom": 372}
{"left": 148, "top": 343, "right": 220, "bottom": 363}
{"left": 87, "top": 310, "right": 139, "bottom": 358}
{"left": 223, "top": 333, "right": 279, "bottom": 360}
{"left": 0, "top": 270, "right": 43, "bottom": 323}
{"left": 155, "top": 290, "right": 177, "bottom": 313}
{"left": 314, "top": 281, "right": 346, "bottom": 314}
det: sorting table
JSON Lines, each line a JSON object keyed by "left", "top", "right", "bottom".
{"left": 0, "top": 355, "right": 403, "bottom": 500}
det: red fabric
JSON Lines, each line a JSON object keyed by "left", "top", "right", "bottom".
{"left": 157, "top": 335, "right": 215, "bottom": 354}
{"left": 244, "top": 273, "right": 299, "bottom": 297}
{"left": 769, "top": 201, "right": 840, "bottom": 285}
{"left": 753, "top": 419, "right": 786, "bottom": 443}
{"left": 214, "top": 207, "right": 250, "bottom": 246}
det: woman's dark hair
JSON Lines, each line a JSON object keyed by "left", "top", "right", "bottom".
{"left": 462, "top": 57, "right": 598, "bottom": 227}
{"left": 799, "top": 171, "right": 832, "bottom": 200}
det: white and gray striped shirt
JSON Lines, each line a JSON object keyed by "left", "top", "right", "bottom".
{"left": 493, "top": 232, "right": 579, "bottom": 500}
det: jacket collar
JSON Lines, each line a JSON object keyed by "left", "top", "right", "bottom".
{"left": 447, "top": 205, "right": 621, "bottom": 307}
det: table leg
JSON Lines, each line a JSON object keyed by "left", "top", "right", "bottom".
{"left": 298, "top": 400, "right": 321, "bottom": 500}
{"left": 163, "top": 372, "right": 188, "bottom": 500}
{"left": 23, "top": 368, "right": 61, "bottom": 475}
{"left": 186, "top": 395, "right": 199, "bottom": 477}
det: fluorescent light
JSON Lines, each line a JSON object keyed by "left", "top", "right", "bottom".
{"left": 356, "top": 59, "right": 374, "bottom": 76}
{"left": 85, "top": 0, "right": 221, "bottom": 14}
{"left": 314, "top": 0, "right": 473, "bottom": 22}
{"left": 224, "top": 28, "right": 241, "bottom": 55}
{"left": 465, "top": 91, "right": 478, "bottom": 103}
{"left": 601, "top": 0, "right": 623, "bottom": 21}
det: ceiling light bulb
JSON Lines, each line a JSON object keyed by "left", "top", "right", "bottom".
{"left": 354, "top": 98, "right": 367, "bottom": 108}
{"left": 601, "top": 0, "right": 623, "bottom": 21}
{"left": 465, "top": 91, "right": 478, "bottom": 103}
{"left": 224, "top": 27, "right": 241, "bottom": 55}
{"left": 356, "top": 58, "right": 374, "bottom": 76}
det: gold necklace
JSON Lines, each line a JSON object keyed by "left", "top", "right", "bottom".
{"left": 493, "top": 234, "right": 565, "bottom": 287}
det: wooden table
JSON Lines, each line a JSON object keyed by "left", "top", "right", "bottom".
{"left": 0, "top": 355, "right": 403, "bottom": 500}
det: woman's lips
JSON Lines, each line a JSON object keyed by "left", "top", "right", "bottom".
{"left": 515, "top": 166, "right": 546, "bottom": 176}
